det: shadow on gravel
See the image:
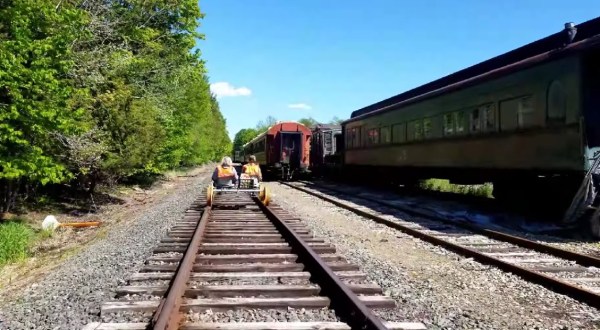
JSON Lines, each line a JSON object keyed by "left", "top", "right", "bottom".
{"left": 21, "top": 184, "right": 127, "bottom": 217}
{"left": 301, "top": 181, "right": 599, "bottom": 246}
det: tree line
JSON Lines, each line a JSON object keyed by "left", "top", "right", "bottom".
{"left": 232, "top": 116, "right": 344, "bottom": 154}
{"left": 0, "top": 0, "right": 231, "bottom": 212}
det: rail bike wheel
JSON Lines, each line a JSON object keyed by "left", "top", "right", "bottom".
{"left": 259, "top": 185, "right": 270, "bottom": 206}
{"left": 206, "top": 185, "right": 214, "bottom": 206}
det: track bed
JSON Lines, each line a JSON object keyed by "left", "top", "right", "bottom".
{"left": 283, "top": 181, "right": 600, "bottom": 310}
{"left": 84, "top": 189, "right": 425, "bottom": 329}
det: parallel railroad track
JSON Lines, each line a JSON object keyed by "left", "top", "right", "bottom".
{"left": 83, "top": 188, "right": 426, "bottom": 330}
{"left": 281, "top": 181, "right": 600, "bottom": 310}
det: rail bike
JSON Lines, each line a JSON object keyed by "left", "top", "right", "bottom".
{"left": 206, "top": 174, "right": 271, "bottom": 206}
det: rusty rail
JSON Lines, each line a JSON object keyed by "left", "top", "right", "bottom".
{"left": 150, "top": 206, "right": 211, "bottom": 330}
{"left": 282, "top": 182, "right": 600, "bottom": 309}
{"left": 254, "top": 197, "right": 389, "bottom": 330}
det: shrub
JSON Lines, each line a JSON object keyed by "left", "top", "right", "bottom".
{"left": 0, "top": 221, "right": 35, "bottom": 265}
{"left": 420, "top": 179, "right": 493, "bottom": 198}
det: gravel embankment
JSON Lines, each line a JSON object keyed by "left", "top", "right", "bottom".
{"left": 270, "top": 183, "right": 600, "bottom": 330}
{"left": 0, "top": 171, "right": 210, "bottom": 330}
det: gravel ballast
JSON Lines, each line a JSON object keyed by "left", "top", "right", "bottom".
{"left": 0, "top": 170, "right": 210, "bottom": 330}
{"left": 270, "top": 183, "right": 600, "bottom": 329}
{"left": 185, "top": 308, "right": 339, "bottom": 323}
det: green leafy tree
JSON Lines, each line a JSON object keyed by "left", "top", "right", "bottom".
{"left": 298, "top": 117, "right": 318, "bottom": 128}
{"left": 329, "top": 116, "right": 345, "bottom": 125}
{"left": 71, "top": 0, "right": 229, "bottom": 176}
{"left": 0, "top": 0, "right": 232, "bottom": 211}
{"left": 0, "top": 0, "right": 86, "bottom": 211}
{"left": 255, "top": 116, "right": 277, "bottom": 132}
{"left": 233, "top": 128, "right": 260, "bottom": 152}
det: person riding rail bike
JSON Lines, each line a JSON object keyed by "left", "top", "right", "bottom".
{"left": 242, "top": 155, "right": 262, "bottom": 180}
{"left": 212, "top": 156, "right": 238, "bottom": 188}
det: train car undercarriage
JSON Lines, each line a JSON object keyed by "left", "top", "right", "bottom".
{"left": 332, "top": 163, "right": 600, "bottom": 239}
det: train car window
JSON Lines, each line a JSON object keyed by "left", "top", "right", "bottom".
{"left": 547, "top": 80, "right": 566, "bottom": 122}
{"left": 470, "top": 108, "right": 481, "bottom": 133}
{"left": 500, "top": 98, "right": 518, "bottom": 131}
{"left": 423, "top": 118, "right": 432, "bottom": 138}
{"left": 410, "top": 121, "right": 422, "bottom": 140}
{"left": 380, "top": 126, "right": 391, "bottom": 144}
{"left": 407, "top": 122, "right": 415, "bottom": 141}
{"left": 346, "top": 128, "right": 352, "bottom": 148}
{"left": 358, "top": 127, "right": 363, "bottom": 147}
{"left": 352, "top": 127, "right": 360, "bottom": 148}
{"left": 443, "top": 113, "right": 454, "bottom": 136}
{"left": 392, "top": 123, "right": 406, "bottom": 143}
{"left": 352, "top": 127, "right": 361, "bottom": 148}
{"left": 482, "top": 104, "right": 496, "bottom": 132}
{"left": 367, "top": 128, "right": 379, "bottom": 145}
{"left": 454, "top": 111, "right": 465, "bottom": 134}
{"left": 517, "top": 96, "right": 535, "bottom": 128}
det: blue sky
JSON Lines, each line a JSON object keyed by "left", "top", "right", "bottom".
{"left": 197, "top": 0, "right": 599, "bottom": 139}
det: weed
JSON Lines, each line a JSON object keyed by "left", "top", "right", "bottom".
{"left": 420, "top": 179, "right": 493, "bottom": 198}
{"left": 38, "top": 229, "right": 54, "bottom": 239}
{"left": 0, "top": 221, "right": 35, "bottom": 265}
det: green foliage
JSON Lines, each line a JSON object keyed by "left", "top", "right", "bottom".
{"left": 0, "top": 221, "right": 34, "bottom": 265}
{"left": 298, "top": 117, "right": 318, "bottom": 128}
{"left": 420, "top": 179, "right": 493, "bottom": 198}
{"left": 233, "top": 128, "right": 260, "bottom": 152}
{"left": 0, "top": 0, "right": 230, "bottom": 211}
{"left": 255, "top": 116, "right": 278, "bottom": 132}
{"left": 329, "top": 116, "right": 345, "bottom": 125}
{"left": 0, "top": 0, "right": 86, "bottom": 208}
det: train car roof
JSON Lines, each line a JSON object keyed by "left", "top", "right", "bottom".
{"left": 312, "top": 123, "right": 341, "bottom": 131}
{"left": 347, "top": 16, "right": 600, "bottom": 123}
{"left": 242, "top": 121, "right": 311, "bottom": 148}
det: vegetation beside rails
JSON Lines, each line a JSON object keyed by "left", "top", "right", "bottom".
{"left": 0, "top": 164, "right": 207, "bottom": 286}
{"left": 0, "top": 219, "right": 44, "bottom": 266}
{"left": 0, "top": 0, "right": 231, "bottom": 214}
{"left": 420, "top": 179, "right": 494, "bottom": 198}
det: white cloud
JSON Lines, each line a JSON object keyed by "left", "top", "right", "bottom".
{"left": 287, "top": 103, "right": 312, "bottom": 110}
{"left": 210, "top": 82, "right": 252, "bottom": 98}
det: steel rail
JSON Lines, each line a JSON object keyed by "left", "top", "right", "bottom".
{"left": 281, "top": 182, "right": 600, "bottom": 309}
{"left": 150, "top": 205, "right": 211, "bottom": 330}
{"left": 297, "top": 181, "right": 600, "bottom": 268}
{"left": 254, "top": 197, "right": 389, "bottom": 330}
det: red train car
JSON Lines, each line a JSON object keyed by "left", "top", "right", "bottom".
{"left": 242, "top": 121, "right": 311, "bottom": 180}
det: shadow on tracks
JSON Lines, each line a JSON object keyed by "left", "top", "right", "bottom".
{"left": 297, "top": 179, "right": 599, "bottom": 245}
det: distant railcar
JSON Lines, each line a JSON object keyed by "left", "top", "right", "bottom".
{"left": 310, "top": 124, "right": 342, "bottom": 177}
{"left": 242, "top": 122, "right": 312, "bottom": 180}
{"left": 340, "top": 18, "right": 600, "bottom": 237}
{"left": 233, "top": 150, "right": 243, "bottom": 163}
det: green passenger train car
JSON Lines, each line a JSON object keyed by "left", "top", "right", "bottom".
{"left": 341, "top": 18, "right": 600, "bottom": 237}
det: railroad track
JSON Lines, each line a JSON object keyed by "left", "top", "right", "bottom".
{"left": 281, "top": 181, "right": 600, "bottom": 310}
{"left": 83, "top": 187, "right": 426, "bottom": 330}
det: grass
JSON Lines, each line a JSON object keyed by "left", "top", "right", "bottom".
{"left": 0, "top": 220, "right": 35, "bottom": 265}
{"left": 0, "top": 216, "right": 65, "bottom": 266}
{"left": 419, "top": 178, "right": 494, "bottom": 198}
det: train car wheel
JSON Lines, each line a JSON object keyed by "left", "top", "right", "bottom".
{"left": 206, "top": 185, "right": 214, "bottom": 206}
